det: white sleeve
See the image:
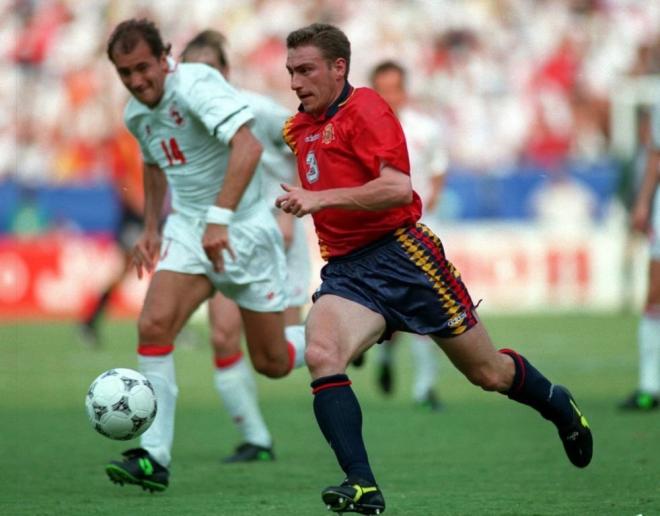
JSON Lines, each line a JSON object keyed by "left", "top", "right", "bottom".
{"left": 254, "top": 97, "right": 291, "bottom": 148}
{"left": 124, "top": 110, "right": 157, "bottom": 165}
{"left": 186, "top": 70, "right": 255, "bottom": 145}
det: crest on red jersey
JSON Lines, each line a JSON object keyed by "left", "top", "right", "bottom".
{"left": 322, "top": 123, "right": 334, "bottom": 144}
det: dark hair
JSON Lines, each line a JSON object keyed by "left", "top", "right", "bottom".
{"left": 181, "top": 29, "right": 229, "bottom": 70}
{"left": 286, "top": 23, "right": 351, "bottom": 78}
{"left": 369, "top": 60, "right": 407, "bottom": 88}
{"left": 107, "top": 18, "right": 171, "bottom": 62}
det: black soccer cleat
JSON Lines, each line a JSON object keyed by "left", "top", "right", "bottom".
{"left": 222, "top": 442, "right": 275, "bottom": 463}
{"left": 105, "top": 448, "right": 169, "bottom": 492}
{"left": 618, "top": 390, "right": 659, "bottom": 411}
{"left": 322, "top": 478, "right": 386, "bottom": 514}
{"left": 555, "top": 386, "right": 593, "bottom": 468}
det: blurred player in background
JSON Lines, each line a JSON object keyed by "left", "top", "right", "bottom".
{"left": 368, "top": 60, "right": 447, "bottom": 410}
{"left": 278, "top": 23, "right": 592, "bottom": 514}
{"left": 103, "top": 19, "right": 307, "bottom": 492}
{"left": 620, "top": 103, "right": 660, "bottom": 411}
{"left": 78, "top": 130, "right": 145, "bottom": 347}
{"left": 180, "top": 29, "right": 311, "bottom": 462}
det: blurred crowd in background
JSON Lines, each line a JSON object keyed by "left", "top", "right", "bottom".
{"left": 2, "top": 0, "right": 658, "bottom": 317}
{"left": 4, "top": 0, "right": 660, "bottom": 194}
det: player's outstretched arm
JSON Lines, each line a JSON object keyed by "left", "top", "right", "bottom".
{"left": 275, "top": 166, "right": 412, "bottom": 217}
{"left": 133, "top": 163, "right": 166, "bottom": 279}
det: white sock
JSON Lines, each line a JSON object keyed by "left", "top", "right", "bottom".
{"left": 285, "top": 325, "right": 306, "bottom": 369}
{"left": 214, "top": 356, "right": 272, "bottom": 448}
{"left": 138, "top": 353, "right": 178, "bottom": 467}
{"left": 410, "top": 335, "right": 439, "bottom": 402}
{"left": 638, "top": 312, "right": 660, "bottom": 395}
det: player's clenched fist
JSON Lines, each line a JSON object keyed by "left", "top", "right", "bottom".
{"left": 132, "top": 230, "right": 161, "bottom": 279}
{"left": 276, "top": 183, "right": 322, "bottom": 217}
{"left": 203, "top": 223, "right": 235, "bottom": 273}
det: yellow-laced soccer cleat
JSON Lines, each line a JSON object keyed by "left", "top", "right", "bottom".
{"left": 322, "top": 478, "right": 386, "bottom": 514}
{"left": 556, "top": 386, "right": 593, "bottom": 468}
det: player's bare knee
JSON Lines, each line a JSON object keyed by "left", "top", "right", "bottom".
{"left": 138, "top": 312, "right": 173, "bottom": 342}
{"left": 210, "top": 328, "right": 238, "bottom": 355}
{"left": 305, "top": 340, "right": 342, "bottom": 375}
{"left": 466, "top": 365, "right": 506, "bottom": 392}
{"left": 251, "top": 354, "right": 288, "bottom": 378}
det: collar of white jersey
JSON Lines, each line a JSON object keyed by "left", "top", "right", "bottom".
{"left": 155, "top": 57, "right": 178, "bottom": 109}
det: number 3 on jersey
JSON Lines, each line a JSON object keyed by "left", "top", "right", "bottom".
{"left": 305, "top": 151, "right": 319, "bottom": 184}
{"left": 161, "top": 138, "right": 187, "bottom": 166}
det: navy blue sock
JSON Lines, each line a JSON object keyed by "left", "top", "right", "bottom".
{"left": 499, "top": 348, "right": 572, "bottom": 427}
{"left": 311, "top": 374, "right": 376, "bottom": 484}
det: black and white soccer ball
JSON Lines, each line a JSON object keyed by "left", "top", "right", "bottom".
{"left": 85, "top": 368, "right": 157, "bottom": 441}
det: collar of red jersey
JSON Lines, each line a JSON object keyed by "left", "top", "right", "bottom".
{"left": 298, "top": 81, "right": 354, "bottom": 120}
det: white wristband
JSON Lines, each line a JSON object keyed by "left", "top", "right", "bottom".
{"left": 206, "top": 206, "right": 234, "bottom": 225}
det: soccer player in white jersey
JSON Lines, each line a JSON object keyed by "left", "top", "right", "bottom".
{"left": 103, "top": 19, "right": 306, "bottom": 491}
{"left": 179, "top": 30, "right": 311, "bottom": 462}
{"left": 620, "top": 103, "right": 660, "bottom": 411}
{"left": 368, "top": 60, "right": 448, "bottom": 410}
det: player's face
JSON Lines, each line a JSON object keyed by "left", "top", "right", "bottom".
{"left": 182, "top": 46, "right": 229, "bottom": 79}
{"left": 372, "top": 69, "right": 406, "bottom": 113}
{"left": 112, "top": 38, "right": 169, "bottom": 108}
{"left": 286, "top": 45, "right": 346, "bottom": 118}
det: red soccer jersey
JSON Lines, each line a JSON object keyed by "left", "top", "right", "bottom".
{"left": 283, "top": 84, "right": 422, "bottom": 259}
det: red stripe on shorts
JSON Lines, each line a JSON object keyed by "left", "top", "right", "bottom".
{"left": 411, "top": 225, "right": 476, "bottom": 327}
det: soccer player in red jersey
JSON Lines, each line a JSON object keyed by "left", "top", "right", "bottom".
{"left": 276, "top": 23, "right": 593, "bottom": 514}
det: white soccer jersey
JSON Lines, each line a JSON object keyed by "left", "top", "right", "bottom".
{"left": 124, "top": 62, "right": 259, "bottom": 219}
{"left": 399, "top": 107, "right": 448, "bottom": 210}
{"left": 239, "top": 89, "right": 297, "bottom": 207}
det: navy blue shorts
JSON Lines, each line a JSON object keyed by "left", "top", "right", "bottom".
{"left": 313, "top": 223, "right": 478, "bottom": 341}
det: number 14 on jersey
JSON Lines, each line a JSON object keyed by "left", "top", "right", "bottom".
{"left": 161, "top": 138, "right": 187, "bottom": 165}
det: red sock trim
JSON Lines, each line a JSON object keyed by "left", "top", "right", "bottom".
{"left": 499, "top": 348, "right": 525, "bottom": 393}
{"left": 312, "top": 380, "right": 352, "bottom": 395}
{"left": 214, "top": 351, "right": 243, "bottom": 369}
{"left": 287, "top": 342, "right": 296, "bottom": 373}
{"left": 138, "top": 343, "right": 174, "bottom": 356}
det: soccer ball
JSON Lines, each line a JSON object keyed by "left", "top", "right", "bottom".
{"left": 85, "top": 368, "right": 157, "bottom": 440}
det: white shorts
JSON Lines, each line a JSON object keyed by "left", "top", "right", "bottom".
{"left": 651, "top": 188, "right": 660, "bottom": 260}
{"left": 156, "top": 202, "right": 288, "bottom": 312}
{"left": 285, "top": 216, "right": 311, "bottom": 307}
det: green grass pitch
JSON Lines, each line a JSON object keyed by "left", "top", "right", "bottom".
{"left": 1, "top": 313, "right": 658, "bottom": 515}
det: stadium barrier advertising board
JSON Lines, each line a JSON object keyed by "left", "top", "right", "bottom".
{"left": 0, "top": 223, "right": 646, "bottom": 320}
